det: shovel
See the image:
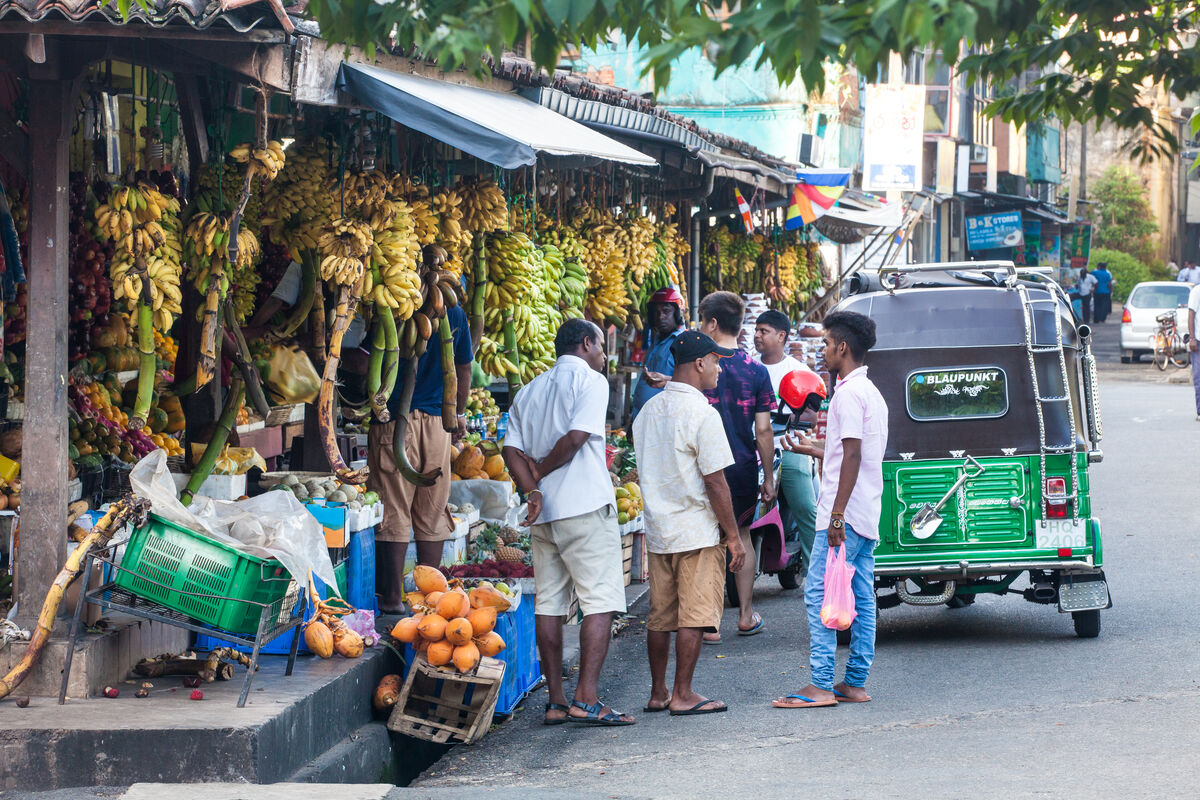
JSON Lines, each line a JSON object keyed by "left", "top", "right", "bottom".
{"left": 910, "top": 456, "right": 986, "bottom": 539}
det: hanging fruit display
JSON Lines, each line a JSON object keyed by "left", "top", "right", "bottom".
{"left": 701, "top": 222, "right": 825, "bottom": 313}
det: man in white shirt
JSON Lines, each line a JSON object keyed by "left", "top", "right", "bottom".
{"left": 1076, "top": 267, "right": 1098, "bottom": 324}
{"left": 774, "top": 311, "right": 888, "bottom": 709}
{"left": 754, "top": 310, "right": 819, "bottom": 580}
{"left": 246, "top": 260, "right": 367, "bottom": 347}
{"left": 503, "top": 319, "right": 633, "bottom": 727}
{"left": 634, "top": 332, "right": 747, "bottom": 716}
{"left": 1188, "top": 284, "right": 1200, "bottom": 420}
{"left": 1177, "top": 261, "right": 1200, "bottom": 283}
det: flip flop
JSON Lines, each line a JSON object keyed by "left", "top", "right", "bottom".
{"left": 833, "top": 689, "right": 872, "bottom": 704}
{"left": 670, "top": 700, "right": 727, "bottom": 716}
{"left": 737, "top": 613, "right": 765, "bottom": 636}
{"left": 569, "top": 699, "right": 635, "bottom": 726}
{"left": 543, "top": 702, "right": 571, "bottom": 726}
{"left": 771, "top": 694, "right": 838, "bottom": 709}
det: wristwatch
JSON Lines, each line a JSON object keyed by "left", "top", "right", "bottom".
{"left": 830, "top": 513, "right": 845, "bottom": 530}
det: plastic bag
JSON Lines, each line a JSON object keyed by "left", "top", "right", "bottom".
{"left": 129, "top": 449, "right": 338, "bottom": 592}
{"left": 264, "top": 344, "right": 320, "bottom": 404}
{"left": 189, "top": 444, "right": 267, "bottom": 476}
{"left": 449, "top": 480, "right": 518, "bottom": 525}
{"left": 820, "top": 544, "right": 857, "bottom": 631}
{"left": 343, "top": 609, "right": 378, "bottom": 647}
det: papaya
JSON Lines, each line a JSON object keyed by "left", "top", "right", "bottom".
{"left": 445, "top": 617, "right": 474, "bottom": 647}
{"left": 476, "top": 631, "right": 506, "bottom": 657}
{"left": 483, "top": 454, "right": 507, "bottom": 479}
{"left": 413, "top": 564, "right": 449, "bottom": 594}
{"left": 426, "top": 639, "right": 453, "bottom": 666}
{"left": 304, "top": 620, "right": 334, "bottom": 658}
{"left": 466, "top": 606, "right": 497, "bottom": 636}
{"left": 147, "top": 406, "right": 169, "bottom": 434}
{"left": 451, "top": 642, "right": 481, "bottom": 673}
{"left": 452, "top": 444, "right": 484, "bottom": 475}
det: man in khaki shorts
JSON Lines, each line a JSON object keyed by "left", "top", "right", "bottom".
{"left": 368, "top": 304, "right": 473, "bottom": 612}
{"left": 634, "top": 331, "right": 747, "bottom": 716}
{"left": 504, "top": 319, "right": 633, "bottom": 727}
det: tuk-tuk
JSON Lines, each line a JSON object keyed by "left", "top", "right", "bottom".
{"left": 835, "top": 261, "right": 1110, "bottom": 637}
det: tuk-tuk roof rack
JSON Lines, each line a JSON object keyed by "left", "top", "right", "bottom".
{"left": 877, "top": 262, "right": 1055, "bottom": 293}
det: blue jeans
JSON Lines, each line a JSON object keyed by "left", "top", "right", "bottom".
{"left": 778, "top": 451, "right": 817, "bottom": 578}
{"left": 805, "top": 525, "right": 877, "bottom": 690}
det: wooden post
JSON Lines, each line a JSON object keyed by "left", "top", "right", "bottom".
{"left": 15, "top": 72, "right": 74, "bottom": 625}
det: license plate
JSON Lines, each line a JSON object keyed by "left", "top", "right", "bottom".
{"left": 1036, "top": 518, "right": 1087, "bottom": 549}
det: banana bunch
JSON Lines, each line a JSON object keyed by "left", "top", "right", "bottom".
{"left": 389, "top": 173, "right": 429, "bottom": 200}
{"left": 111, "top": 252, "right": 184, "bottom": 331}
{"left": 94, "top": 182, "right": 178, "bottom": 256}
{"left": 193, "top": 161, "right": 263, "bottom": 223}
{"left": 544, "top": 244, "right": 587, "bottom": 315}
{"left": 395, "top": 264, "right": 463, "bottom": 359}
{"left": 229, "top": 229, "right": 263, "bottom": 323}
{"left": 456, "top": 177, "right": 508, "bottom": 233}
{"left": 340, "top": 169, "right": 391, "bottom": 208}
{"left": 411, "top": 198, "right": 439, "bottom": 246}
{"left": 318, "top": 217, "right": 373, "bottom": 287}
{"left": 579, "top": 220, "right": 630, "bottom": 325}
{"left": 262, "top": 142, "right": 336, "bottom": 253}
{"left": 228, "top": 140, "right": 287, "bottom": 181}
{"left": 431, "top": 189, "right": 467, "bottom": 251}
{"left": 617, "top": 215, "right": 657, "bottom": 284}
{"left": 476, "top": 335, "right": 519, "bottom": 377}
{"left": 508, "top": 203, "right": 536, "bottom": 234}
{"left": 480, "top": 233, "right": 560, "bottom": 381}
{"left": 184, "top": 212, "right": 233, "bottom": 298}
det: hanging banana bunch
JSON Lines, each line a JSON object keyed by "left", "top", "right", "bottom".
{"left": 455, "top": 177, "right": 509, "bottom": 233}
{"left": 183, "top": 211, "right": 233, "bottom": 390}
{"left": 228, "top": 139, "right": 287, "bottom": 182}
{"left": 431, "top": 188, "right": 470, "bottom": 278}
{"left": 579, "top": 216, "right": 630, "bottom": 326}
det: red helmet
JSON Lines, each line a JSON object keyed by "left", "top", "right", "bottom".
{"left": 779, "top": 369, "right": 827, "bottom": 412}
{"left": 648, "top": 287, "right": 684, "bottom": 307}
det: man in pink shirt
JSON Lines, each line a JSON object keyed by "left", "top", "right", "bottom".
{"left": 772, "top": 311, "right": 888, "bottom": 708}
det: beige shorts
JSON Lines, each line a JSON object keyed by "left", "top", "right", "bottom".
{"left": 530, "top": 505, "right": 626, "bottom": 617}
{"left": 367, "top": 412, "right": 454, "bottom": 544}
{"left": 647, "top": 544, "right": 727, "bottom": 633}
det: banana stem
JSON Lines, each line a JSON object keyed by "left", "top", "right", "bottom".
{"left": 439, "top": 314, "right": 457, "bottom": 433}
{"left": 392, "top": 350, "right": 440, "bottom": 488}
{"left": 0, "top": 496, "right": 151, "bottom": 700}
{"left": 310, "top": 276, "right": 326, "bottom": 371}
{"left": 366, "top": 312, "right": 385, "bottom": 419}
{"left": 268, "top": 250, "right": 317, "bottom": 342}
{"left": 129, "top": 281, "right": 156, "bottom": 431}
{"left": 375, "top": 308, "right": 399, "bottom": 424}
{"left": 469, "top": 236, "right": 487, "bottom": 351}
{"left": 223, "top": 302, "right": 271, "bottom": 418}
{"left": 502, "top": 313, "right": 522, "bottom": 394}
{"left": 181, "top": 373, "right": 245, "bottom": 507}
{"left": 317, "top": 282, "right": 368, "bottom": 484}
{"left": 195, "top": 275, "right": 223, "bottom": 391}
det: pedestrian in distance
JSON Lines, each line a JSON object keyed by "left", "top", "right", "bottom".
{"left": 634, "top": 331, "right": 748, "bottom": 716}
{"left": 1076, "top": 267, "right": 1098, "bottom": 324}
{"left": 502, "top": 318, "right": 634, "bottom": 727}
{"left": 630, "top": 287, "right": 687, "bottom": 420}
{"left": 1188, "top": 283, "right": 1200, "bottom": 421}
{"left": 1092, "top": 262, "right": 1116, "bottom": 323}
{"left": 773, "top": 311, "right": 888, "bottom": 709}
{"left": 1177, "top": 261, "right": 1200, "bottom": 283}
{"left": 754, "top": 310, "right": 820, "bottom": 580}
{"left": 698, "top": 291, "right": 776, "bottom": 642}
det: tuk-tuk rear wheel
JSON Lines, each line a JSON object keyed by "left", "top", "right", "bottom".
{"left": 1072, "top": 609, "right": 1101, "bottom": 638}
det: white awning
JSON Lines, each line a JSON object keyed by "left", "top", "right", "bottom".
{"left": 336, "top": 63, "right": 658, "bottom": 169}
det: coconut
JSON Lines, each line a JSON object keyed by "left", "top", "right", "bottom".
{"left": 293, "top": 485, "right": 310, "bottom": 501}
{"left": 310, "top": 487, "right": 327, "bottom": 499}
{"left": 327, "top": 490, "right": 349, "bottom": 503}
{"left": 282, "top": 474, "right": 300, "bottom": 486}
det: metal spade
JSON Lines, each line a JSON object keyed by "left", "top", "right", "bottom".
{"left": 910, "top": 455, "right": 986, "bottom": 539}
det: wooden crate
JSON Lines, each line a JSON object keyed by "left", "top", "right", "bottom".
{"left": 388, "top": 656, "right": 506, "bottom": 744}
{"left": 621, "top": 533, "right": 634, "bottom": 587}
{"left": 631, "top": 531, "right": 648, "bottom": 583}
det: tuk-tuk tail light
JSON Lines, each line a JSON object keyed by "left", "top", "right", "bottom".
{"left": 1045, "top": 502, "right": 1072, "bottom": 519}
{"left": 1043, "top": 477, "right": 1068, "bottom": 502}
{"left": 1058, "top": 547, "right": 1073, "bottom": 557}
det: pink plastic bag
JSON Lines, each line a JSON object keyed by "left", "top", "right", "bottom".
{"left": 820, "top": 545, "right": 857, "bottom": 631}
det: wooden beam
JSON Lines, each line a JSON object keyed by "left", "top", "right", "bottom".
{"left": 176, "top": 75, "right": 210, "bottom": 186}
{"left": 0, "top": 20, "right": 287, "bottom": 44}
{"left": 15, "top": 72, "right": 75, "bottom": 625}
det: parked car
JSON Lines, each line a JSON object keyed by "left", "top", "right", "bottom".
{"left": 1120, "top": 281, "right": 1195, "bottom": 363}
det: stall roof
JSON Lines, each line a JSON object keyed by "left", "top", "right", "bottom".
{"left": 0, "top": 0, "right": 287, "bottom": 31}
{"left": 335, "top": 62, "right": 658, "bottom": 170}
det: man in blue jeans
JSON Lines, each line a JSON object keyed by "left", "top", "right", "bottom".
{"left": 773, "top": 311, "right": 888, "bottom": 708}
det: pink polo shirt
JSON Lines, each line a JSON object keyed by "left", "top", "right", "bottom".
{"left": 815, "top": 366, "right": 889, "bottom": 540}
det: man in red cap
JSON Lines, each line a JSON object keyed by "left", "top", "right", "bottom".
{"left": 631, "top": 287, "right": 686, "bottom": 420}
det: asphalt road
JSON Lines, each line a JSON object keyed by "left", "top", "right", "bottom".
{"left": 417, "top": 320, "right": 1200, "bottom": 798}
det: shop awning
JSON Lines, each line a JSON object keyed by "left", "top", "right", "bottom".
{"left": 335, "top": 63, "right": 657, "bottom": 170}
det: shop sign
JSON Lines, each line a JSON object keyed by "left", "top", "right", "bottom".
{"left": 965, "top": 210, "right": 1024, "bottom": 251}
{"left": 862, "top": 84, "right": 925, "bottom": 191}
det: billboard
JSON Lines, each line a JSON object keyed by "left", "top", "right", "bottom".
{"left": 965, "top": 211, "right": 1024, "bottom": 251}
{"left": 863, "top": 84, "right": 925, "bottom": 191}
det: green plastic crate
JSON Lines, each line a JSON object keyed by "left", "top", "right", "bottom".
{"left": 114, "top": 513, "right": 296, "bottom": 634}
{"left": 334, "top": 560, "right": 349, "bottom": 600}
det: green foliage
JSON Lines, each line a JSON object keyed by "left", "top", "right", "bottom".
{"left": 1090, "top": 248, "right": 1150, "bottom": 304}
{"left": 1091, "top": 167, "right": 1159, "bottom": 265}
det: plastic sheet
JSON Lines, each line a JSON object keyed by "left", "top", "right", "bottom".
{"left": 449, "top": 479, "right": 519, "bottom": 525}
{"left": 129, "top": 450, "right": 338, "bottom": 591}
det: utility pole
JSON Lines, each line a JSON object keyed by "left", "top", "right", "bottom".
{"left": 1079, "top": 125, "right": 1087, "bottom": 203}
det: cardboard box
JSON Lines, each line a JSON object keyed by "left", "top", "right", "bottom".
{"left": 169, "top": 472, "right": 247, "bottom": 501}
{"left": 306, "top": 501, "right": 349, "bottom": 548}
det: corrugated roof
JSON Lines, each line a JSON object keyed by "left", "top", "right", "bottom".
{"left": 0, "top": 0, "right": 283, "bottom": 32}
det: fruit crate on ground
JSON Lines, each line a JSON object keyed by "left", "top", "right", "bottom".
{"left": 388, "top": 656, "right": 506, "bottom": 744}
{"left": 621, "top": 533, "right": 634, "bottom": 587}
{"left": 113, "top": 513, "right": 297, "bottom": 634}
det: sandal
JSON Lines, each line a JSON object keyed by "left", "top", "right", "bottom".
{"left": 543, "top": 702, "right": 571, "bottom": 726}
{"left": 569, "top": 699, "right": 635, "bottom": 726}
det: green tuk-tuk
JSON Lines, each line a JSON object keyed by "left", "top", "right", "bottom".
{"left": 835, "top": 261, "right": 1110, "bottom": 637}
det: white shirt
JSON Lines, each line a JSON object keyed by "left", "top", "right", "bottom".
{"left": 1179, "top": 266, "right": 1200, "bottom": 284}
{"left": 816, "top": 366, "right": 889, "bottom": 541}
{"left": 1076, "top": 274, "right": 1098, "bottom": 297}
{"left": 762, "top": 354, "right": 813, "bottom": 452}
{"left": 1188, "top": 285, "right": 1200, "bottom": 334}
{"left": 633, "top": 381, "right": 735, "bottom": 554}
{"left": 273, "top": 261, "right": 366, "bottom": 348}
{"left": 504, "top": 355, "right": 613, "bottom": 524}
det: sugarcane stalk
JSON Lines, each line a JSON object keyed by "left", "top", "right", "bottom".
{"left": 223, "top": 302, "right": 271, "bottom": 418}
{"left": 502, "top": 311, "right": 522, "bottom": 394}
{"left": 267, "top": 249, "right": 317, "bottom": 343}
{"left": 439, "top": 314, "right": 457, "bottom": 432}
{"left": 376, "top": 307, "right": 399, "bottom": 424}
{"left": 366, "top": 312, "right": 385, "bottom": 419}
{"left": 181, "top": 373, "right": 245, "bottom": 506}
{"left": 317, "top": 281, "right": 368, "bottom": 485}
{"left": 0, "top": 495, "right": 151, "bottom": 700}
{"left": 469, "top": 235, "right": 487, "bottom": 351}
{"left": 392, "top": 343, "right": 440, "bottom": 488}
{"left": 129, "top": 273, "right": 157, "bottom": 431}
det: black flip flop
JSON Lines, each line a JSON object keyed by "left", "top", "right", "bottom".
{"left": 670, "top": 700, "right": 727, "bottom": 716}
{"left": 543, "top": 702, "right": 571, "bottom": 726}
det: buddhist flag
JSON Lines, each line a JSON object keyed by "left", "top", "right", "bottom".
{"left": 785, "top": 168, "right": 851, "bottom": 230}
{"left": 734, "top": 187, "right": 754, "bottom": 234}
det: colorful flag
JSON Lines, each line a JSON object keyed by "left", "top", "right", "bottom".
{"left": 785, "top": 168, "right": 852, "bottom": 230}
{"left": 734, "top": 187, "right": 754, "bottom": 234}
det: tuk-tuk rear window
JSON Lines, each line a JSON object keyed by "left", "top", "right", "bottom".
{"left": 906, "top": 367, "right": 1009, "bottom": 421}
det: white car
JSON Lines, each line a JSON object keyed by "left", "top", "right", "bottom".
{"left": 1120, "top": 281, "right": 1195, "bottom": 362}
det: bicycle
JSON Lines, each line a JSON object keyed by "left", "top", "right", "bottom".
{"left": 1152, "top": 310, "right": 1190, "bottom": 370}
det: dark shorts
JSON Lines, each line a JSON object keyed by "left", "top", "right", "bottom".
{"left": 731, "top": 493, "right": 759, "bottom": 527}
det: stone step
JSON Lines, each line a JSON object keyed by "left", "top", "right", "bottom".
{"left": 289, "top": 721, "right": 395, "bottom": 784}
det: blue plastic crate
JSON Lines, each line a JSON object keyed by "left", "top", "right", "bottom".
{"left": 345, "top": 526, "right": 378, "bottom": 615}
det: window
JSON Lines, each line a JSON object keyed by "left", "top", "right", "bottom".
{"left": 906, "top": 367, "right": 1010, "bottom": 421}
{"left": 1128, "top": 285, "right": 1191, "bottom": 309}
